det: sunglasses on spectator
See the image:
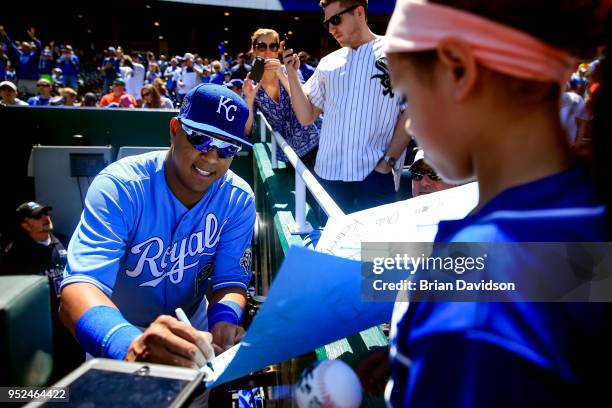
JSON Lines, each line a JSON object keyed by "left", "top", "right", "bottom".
{"left": 37, "top": 83, "right": 51, "bottom": 87}
{"left": 181, "top": 123, "right": 242, "bottom": 158}
{"left": 411, "top": 168, "right": 442, "bottom": 182}
{"left": 142, "top": 92, "right": 151, "bottom": 97}
{"left": 323, "top": 4, "right": 360, "bottom": 30}
{"left": 253, "top": 42, "right": 280, "bottom": 52}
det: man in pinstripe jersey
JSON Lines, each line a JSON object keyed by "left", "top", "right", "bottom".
{"left": 284, "top": 0, "right": 411, "bottom": 214}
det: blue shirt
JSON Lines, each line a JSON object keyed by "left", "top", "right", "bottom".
{"left": 209, "top": 72, "right": 225, "bottom": 85}
{"left": 4, "top": 34, "right": 41, "bottom": 80}
{"left": 101, "top": 56, "right": 119, "bottom": 80}
{"left": 389, "top": 166, "right": 611, "bottom": 407}
{"left": 27, "top": 95, "right": 50, "bottom": 106}
{"left": 61, "top": 151, "right": 255, "bottom": 330}
{"left": 299, "top": 63, "right": 315, "bottom": 82}
{"left": 39, "top": 57, "right": 53, "bottom": 75}
{"left": 0, "top": 55, "right": 7, "bottom": 81}
{"left": 57, "top": 54, "right": 80, "bottom": 77}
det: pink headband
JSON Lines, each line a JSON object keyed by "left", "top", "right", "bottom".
{"left": 384, "top": 0, "right": 577, "bottom": 85}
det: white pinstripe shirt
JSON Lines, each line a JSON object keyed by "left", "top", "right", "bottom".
{"left": 303, "top": 36, "right": 405, "bottom": 182}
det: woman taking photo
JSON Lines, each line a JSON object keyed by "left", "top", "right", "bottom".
{"left": 243, "top": 28, "right": 320, "bottom": 171}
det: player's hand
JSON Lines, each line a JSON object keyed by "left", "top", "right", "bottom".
{"left": 210, "top": 321, "right": 245, "bottom": 354}
{"left": 355, "top": 347, "right": 390, "bottom": 395}
{"left": 282, "top": 48, "right": 300, "bottom": 75}
{"left": 243, "top": 72, "right": 262, "bottom": 105}
{"left": 125, "top": 315, "right": 215, "bottom": 369}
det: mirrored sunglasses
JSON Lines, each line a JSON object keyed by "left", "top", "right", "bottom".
{"left": 181, "top": 124, "right": 242, "bottom": 158}
{"left": 323, "top": 4, "right": 359, "bottom": 30}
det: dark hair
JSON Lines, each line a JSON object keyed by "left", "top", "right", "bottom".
{"left": 141, "top": 84, "right": 161, "bottom": 108}
{"left": 320, "top": 0, "right": 367, "bottom": 11}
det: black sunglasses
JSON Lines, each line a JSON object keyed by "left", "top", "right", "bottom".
{"left": 411, "top": 168, "right": 442, "bottom": 182}
{"left": 323, "top": 4, "right": 360, "bottom": 30}
{"left": 254, "top": 42, "right": 280, "bottom": 52}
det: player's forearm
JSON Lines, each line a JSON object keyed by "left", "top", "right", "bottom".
{"left": 210, "top": 287, "right": 247, "bottom": 309}
{"left": 244, "top": 97, "right": 256, "bottom": 135}
{"left": 287, "top": 71, "right": 318, "bottom": 126}
{"left": 59, "top": 282, "right": 118, "bottom": 336}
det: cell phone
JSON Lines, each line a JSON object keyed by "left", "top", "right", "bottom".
{"left": 282, "top": 32, "right": 290, "bottom": 50}
{"left": 250, "top": 56, "right": 265, "bottom": 82}
{"left": 24, "top": 358, "right": 204, "bottom": 408}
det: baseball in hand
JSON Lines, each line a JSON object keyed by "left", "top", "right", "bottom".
{"left": 295, "top": 359, "right": 363, "bottom": 408}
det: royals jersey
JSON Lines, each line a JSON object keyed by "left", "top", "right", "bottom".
{"left": 61, "top": 151, "right": 255, "bottom": 330}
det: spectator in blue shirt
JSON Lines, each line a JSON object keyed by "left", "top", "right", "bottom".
{"left": 0, "top": 26, "right": 42, "bottom": 96}
{"left": 381, "top": 1, "right": 612, "bottom": 407}
{"left": 297, "top": 51, "right": 315, "bottom": 82}
{"left": 56, "top": 45, "right": 79, "bottom": 90}
{"left": 27, "top": 78, "right": 52, "bottom": 106}
{"left": 230, "top": 53, "right": 251, "bottom": 80}
{"left": 208, "top": 60, "right": 225, "bottom": 85}
{"left": 1, "top": 45, "right": 10, "bottom": 81}
{"left": 39, "top": 47, "right": 54, "bottom": 82}
{"left": 99, "top": 46, "right": 120, "bottom": 93}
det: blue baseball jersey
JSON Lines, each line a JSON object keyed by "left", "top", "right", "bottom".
{"left": 61, "top": 151, "right": 255, "bottom": 330}
{"left": 388, "top": 166, "right": 612, "bottom": 407}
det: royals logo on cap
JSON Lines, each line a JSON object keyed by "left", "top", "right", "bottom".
{"left": 177, "top": 84, "right": 252, "bottom": 147}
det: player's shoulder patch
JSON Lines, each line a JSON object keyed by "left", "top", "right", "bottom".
{"left": 240, "top": 247, "right": 252, "bottom": 274}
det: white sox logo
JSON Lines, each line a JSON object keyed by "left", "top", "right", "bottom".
{"left": 216, "top": 96, "right": 237, "bottom": 121}
{"left": 126, "top": 213, "right": 228, "bottom": 287}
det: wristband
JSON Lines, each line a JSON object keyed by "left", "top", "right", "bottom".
{"left": 75, "top": 305, "right": 142, "bottom": 360}
{"left": 208, "top": 300, "right": 243, "bottom": 330}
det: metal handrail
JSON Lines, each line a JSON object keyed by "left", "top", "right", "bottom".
{"left": 257, "top": 113, "right": 344, "bottom": 233}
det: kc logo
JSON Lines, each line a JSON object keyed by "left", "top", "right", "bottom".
{"left": 216, "top": 96, "right": 237, "bottom": 121}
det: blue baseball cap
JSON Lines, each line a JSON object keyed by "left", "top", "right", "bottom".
{"left": 225, "top": 79, "right": 244, "bottom": 90}
{"left": 177, "top": 83, "right": 252, "bottom": 147}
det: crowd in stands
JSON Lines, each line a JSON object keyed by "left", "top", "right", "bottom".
{"left": 0, "top": 24, "right": 320, "bottom": 110}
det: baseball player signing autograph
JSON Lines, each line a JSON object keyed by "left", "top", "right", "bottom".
{"left": 59, "top": 84, "right": 255, "bottom": 369}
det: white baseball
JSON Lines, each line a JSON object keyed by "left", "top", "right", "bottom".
{"left": 294, "top": 359, "right": 363, "bottom": 408}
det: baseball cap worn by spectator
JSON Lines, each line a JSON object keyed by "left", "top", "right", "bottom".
{"left": 225, "top": 79, "right": 244, "bottom": 90}
{"left": 177, "top": 83, "right": 252, "bottom": 151}
{"left": 409, "top": 149, "right": 426, "bottom": 172}
{"left": 16, "top": 201, "right": 52, "bottom": 223}
{"left": 113, "top": 78, "right": 126, "bottom": 87}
